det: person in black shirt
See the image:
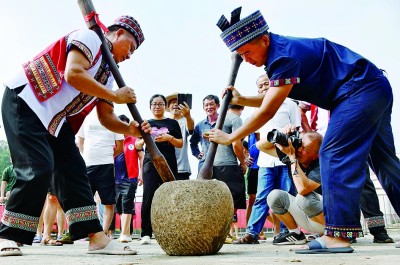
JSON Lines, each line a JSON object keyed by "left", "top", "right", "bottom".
{"left": 139, "top": 94, "right": 182, "bottom": 245}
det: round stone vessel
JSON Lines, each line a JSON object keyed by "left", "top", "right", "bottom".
{"left": 151, "top": 179, "right": 234, "bottom": 256}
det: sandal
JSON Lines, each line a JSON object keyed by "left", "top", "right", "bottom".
{"left": 40, "top": 238, "right": 63, "bottom": 246}
{"left": 258, "top": 235, "right": 267, "bottom": 241}
{"left": 295, "top": 238, "right": 354, "bottom": 254}
{"left": 57, "top": 233, "right": 74, "bottom": 244}
{"left": 233, "top": 233, "right": 259, "bottom": 244}
{"left": 0, "top": 240, "right": 22, "bottom": 256}
{"left": 32, "top": 235, "right": 42, "bottom": 243}
{"left": 117, "top": 235, "right": 132, "bottom": 243}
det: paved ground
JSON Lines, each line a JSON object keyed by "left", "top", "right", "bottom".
{"left": 1, "top": 231, "right": 399, "bottom": 265}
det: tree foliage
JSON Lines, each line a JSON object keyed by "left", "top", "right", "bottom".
{"left": 0, "top": 140, "right": 11, "bottom": 176}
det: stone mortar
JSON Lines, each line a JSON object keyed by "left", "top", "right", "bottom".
{"left": 151, "top": 179, "right": 234, "bottom": 256}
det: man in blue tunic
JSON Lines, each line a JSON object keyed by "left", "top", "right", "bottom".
{"left": 209, "top": 7, "right": 400, "bottom": 253}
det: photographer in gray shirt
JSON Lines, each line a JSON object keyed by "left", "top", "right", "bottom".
{"left": 257, "top": 124, "right": 324, "bottom": 245}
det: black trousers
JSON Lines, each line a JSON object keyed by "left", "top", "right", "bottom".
{"left": 0, "top": 86, "right": 102, "bottom": 244}
{"left": 360, "top": 165, "right": 387, "bottom": 235}
{"left": 141, "top": 156, "right": 177, "bottom": 237}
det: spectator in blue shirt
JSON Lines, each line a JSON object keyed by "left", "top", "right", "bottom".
{"left": 190, "top": 95, "right": 220, "bottom": 172}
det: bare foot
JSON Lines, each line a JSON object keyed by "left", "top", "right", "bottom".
{"left": 295, "top": 235, "right": 350, "bottom": 250}
{"left": 87, "top": 232, "right": 111, "bottom": 251}
{"left": 319, "top": 235, "right": 350, "bottom": 248}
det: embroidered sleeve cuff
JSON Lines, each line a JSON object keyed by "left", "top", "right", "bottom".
{"left": 69, "top": 40, "right": 94, "bottom": 64}
{"left": 270, "top": 77, "right": 300, "bottom": 87}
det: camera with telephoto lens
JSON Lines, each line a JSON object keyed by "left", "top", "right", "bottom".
{"left": 267, "top": 128, "right": 302, "bottom": 150}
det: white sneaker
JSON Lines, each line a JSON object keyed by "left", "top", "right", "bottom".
{"left": 140, "top": 236, "right": 151, "bottom": 245}
{"left": 117, "top": 235, "right": 132, "bottom": 243}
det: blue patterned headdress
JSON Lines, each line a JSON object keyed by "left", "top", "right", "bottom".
{"left": 217, "top": 8, "right": 269, "bottom": 52}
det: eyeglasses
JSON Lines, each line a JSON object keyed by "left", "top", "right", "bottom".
{"left": 151, "top": 103, "right": 165, "bottom": 107}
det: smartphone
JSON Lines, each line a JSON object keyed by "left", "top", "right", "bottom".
{"left": 178, "top": 93, "right": 192, "bottom": 109}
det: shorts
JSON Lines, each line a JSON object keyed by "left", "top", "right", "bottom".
{"left": 213, "top": 165, "right": 246, "bottom": 209}
{"left": 115, "top": 181, "right": 138, "bottom": 215}
{"left": 48, "top": 175, "right": 56, "bottom": 195}
{"left": 87, "top": 164, "right": 116, "bottom": 205}
{"left": 247, "top": 168, "right": 259, "bottom": 195}
{"left": 176, "top": 172, "right": 191, "bottom": 180}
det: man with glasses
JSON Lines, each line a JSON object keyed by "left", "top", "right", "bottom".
{"left": 190, "top": 95, "right": 220, "bottom": 172}
{"left": 257, "top": 125, "right": 324, "bottom": 245}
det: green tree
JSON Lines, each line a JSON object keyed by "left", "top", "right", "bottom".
{"left": 0, "top": 140, "right": 11, "bottom": 176}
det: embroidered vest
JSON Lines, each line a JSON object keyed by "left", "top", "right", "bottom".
{"left": 23, "top": 36, "right": 67, "bottom": 102}
{"left": 33, "top": 33, "right": 114, "bottom": 135}
{"left": 64, "top": 58, "right": 112, "bottom": 134}
{"left": 22, "top": 32, "right": 105, "bottom": 103}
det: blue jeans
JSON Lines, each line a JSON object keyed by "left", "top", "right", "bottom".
{"left": 247, "top": 166, "right": 294, "bottom": 237}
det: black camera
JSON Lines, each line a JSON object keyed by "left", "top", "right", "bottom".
{"left": 267, "top": 129, "right": 302, "bottom": 150}
{"left": 178, "top": 93, "right": 192, "bottom": 109}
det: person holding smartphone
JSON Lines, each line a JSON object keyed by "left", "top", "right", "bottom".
{"left": 166, "top": 93, "right": 195, "bottom": 180}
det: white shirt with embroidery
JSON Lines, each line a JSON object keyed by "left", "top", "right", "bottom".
{"left": 4, "top": 29, "right": 114, "bottom": 137}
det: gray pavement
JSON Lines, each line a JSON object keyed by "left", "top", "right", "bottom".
{"left": 2, "top": 231, "right": 399, "bottom": 265}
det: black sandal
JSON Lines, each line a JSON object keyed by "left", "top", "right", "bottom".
{"left": 40, "top": 238, "right": 63, "bottom": 246}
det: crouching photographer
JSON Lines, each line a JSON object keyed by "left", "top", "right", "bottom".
{"left": 256, "top": 124, "right": 324, "bottom": 245}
